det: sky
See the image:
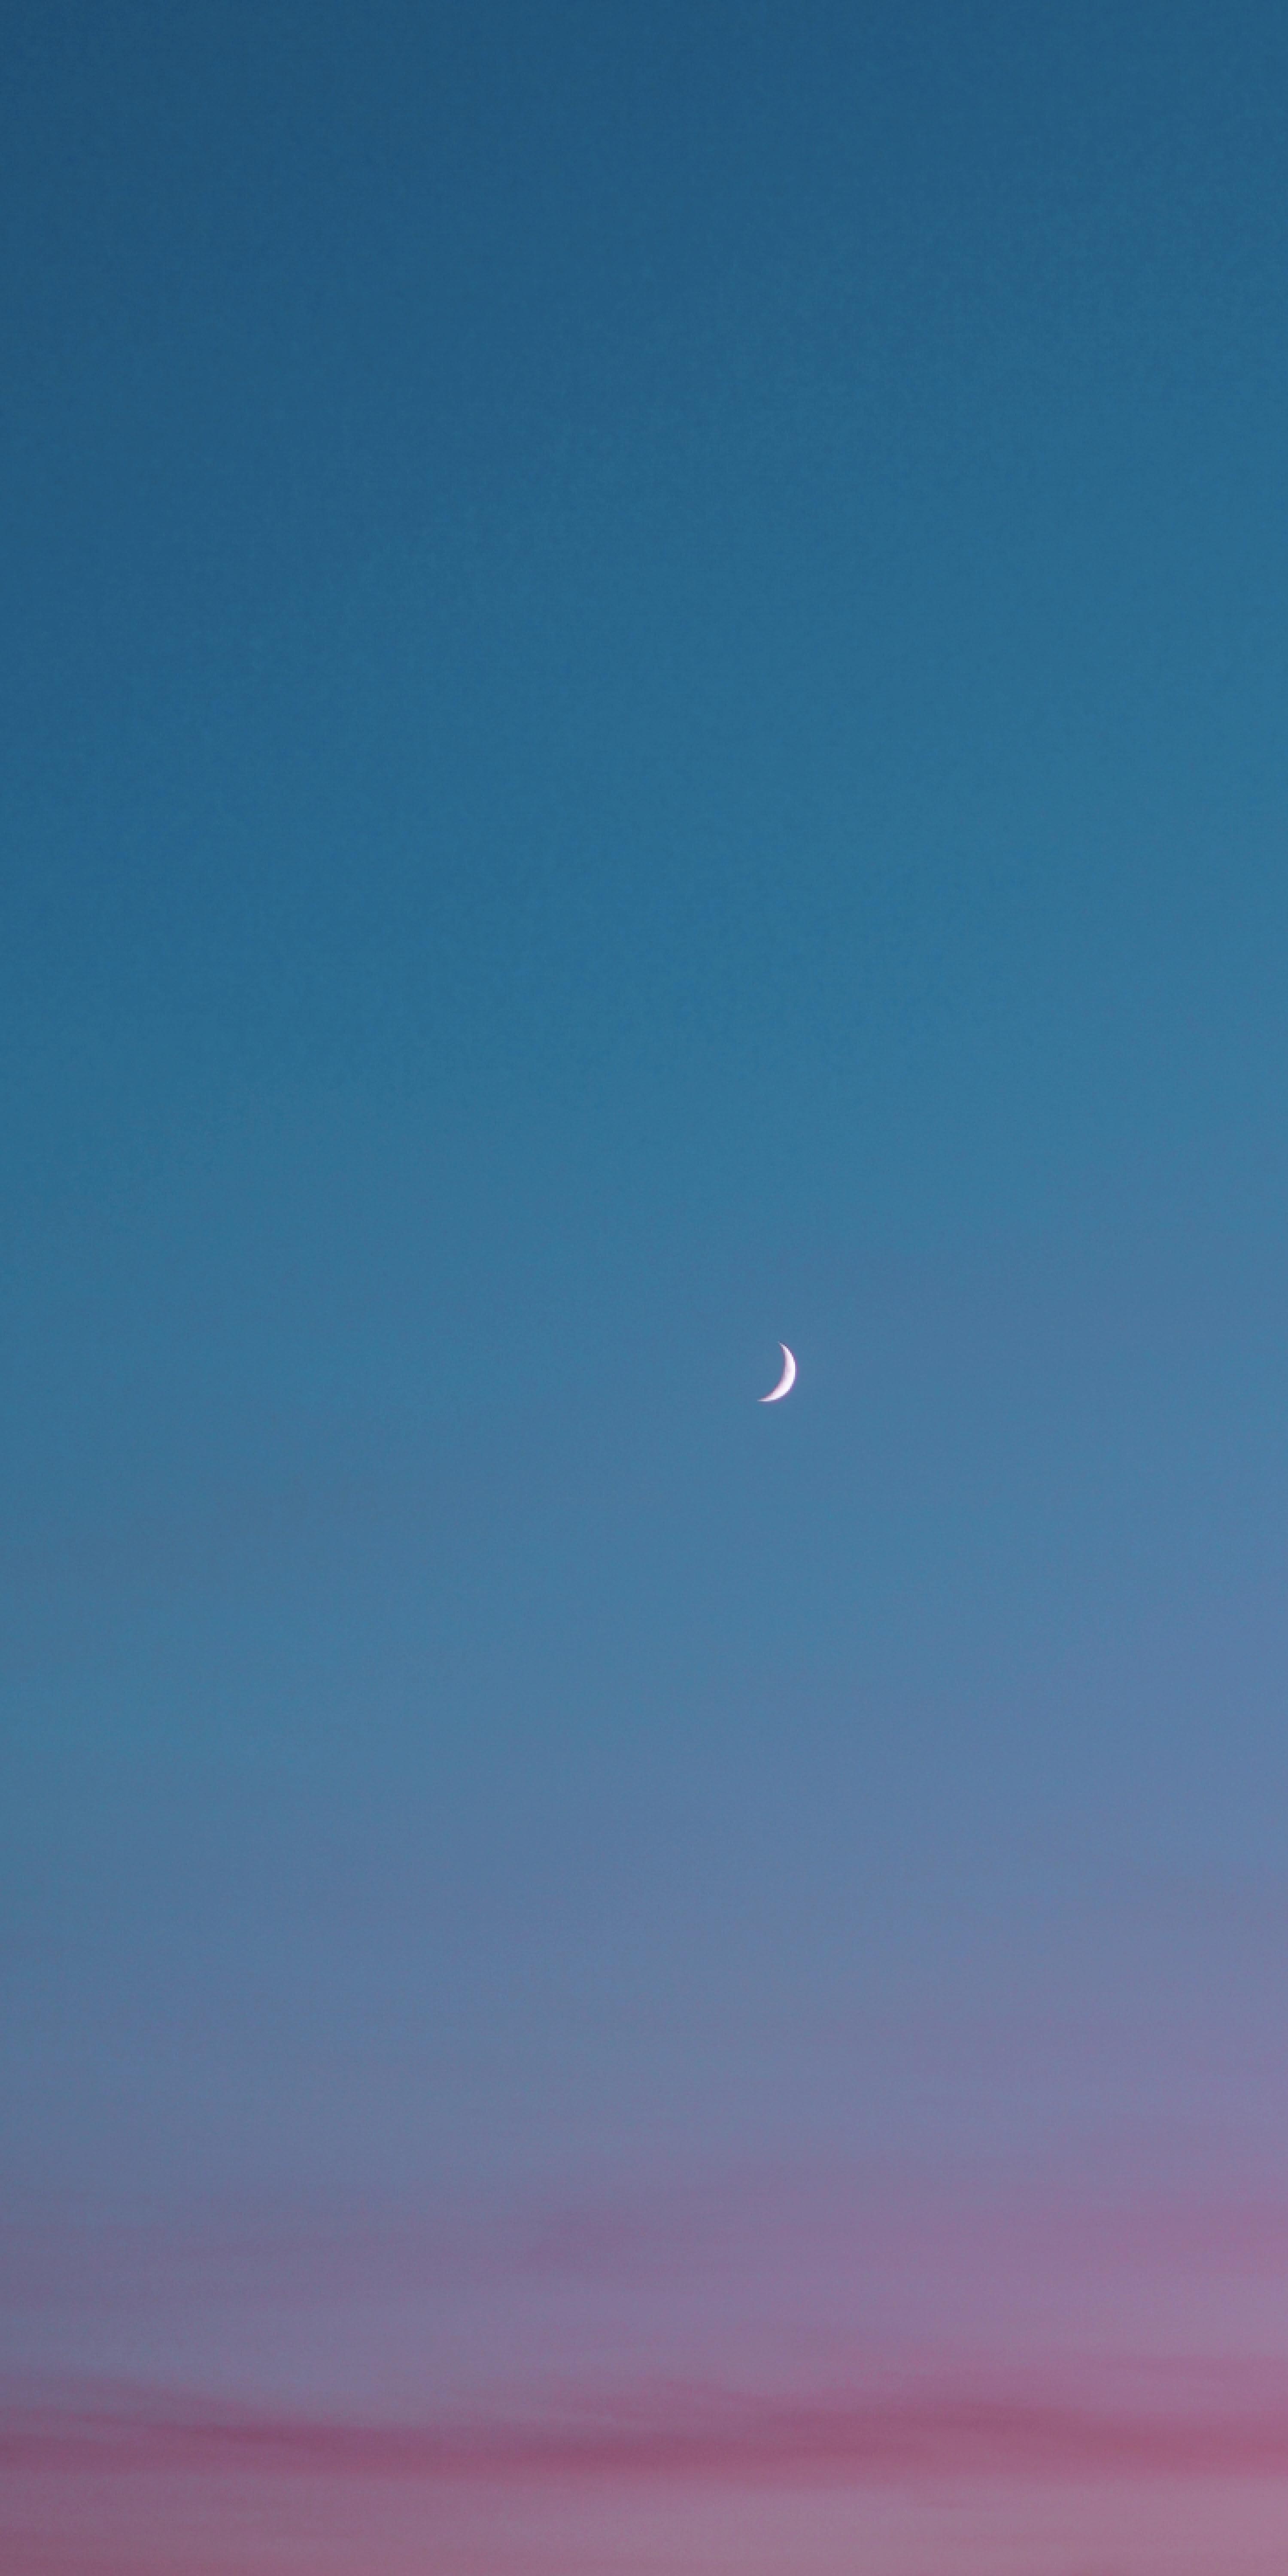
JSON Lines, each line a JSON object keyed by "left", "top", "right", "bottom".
{"left": 5, "top": 2, "right": 1288, "bottom": 2567}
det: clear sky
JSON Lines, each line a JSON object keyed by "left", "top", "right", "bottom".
{"left": 6, "top": 5, "right": 1288, "bottom": 2568}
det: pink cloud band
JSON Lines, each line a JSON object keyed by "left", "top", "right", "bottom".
{"left": 6, "top": 2373, "right": 1288, "bottom": 2488}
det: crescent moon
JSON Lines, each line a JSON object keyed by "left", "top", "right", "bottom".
{"left": 759, "top": 1343, "right": 796, "bottom": 1403}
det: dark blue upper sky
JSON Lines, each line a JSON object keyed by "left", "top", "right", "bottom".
{"left": 6, "top": 2, "right": 1288, "bottom": 2227}
{"left": 8, "top": 0, "right": 1288, "bottom": 1206}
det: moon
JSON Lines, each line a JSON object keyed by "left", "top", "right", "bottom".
{"left": 759, "top": 1343, "right": 796, "bottom": 1403}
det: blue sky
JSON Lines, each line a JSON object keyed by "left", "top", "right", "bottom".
{"left": 5, "top": 7, "right": 1288, "bottom": 2565}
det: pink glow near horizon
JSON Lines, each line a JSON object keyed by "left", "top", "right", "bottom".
{"left": 5, "top": 2168, "right": 1288, "bottom": 2570}
{"left": 5, "top": 2402, "right": 1288, "bottom": 2574}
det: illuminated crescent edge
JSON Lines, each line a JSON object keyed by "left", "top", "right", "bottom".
{"left": 759, "top": 1343, "right": 796, "bottom": 1403}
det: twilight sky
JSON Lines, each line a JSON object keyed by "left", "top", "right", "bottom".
{"left": 6, "top": 4, "right": 1288, "bottom": 2568}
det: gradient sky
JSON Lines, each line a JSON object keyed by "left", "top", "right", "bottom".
{"left": 6, "top": 4, "right": 1288, "bottom": 2569}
